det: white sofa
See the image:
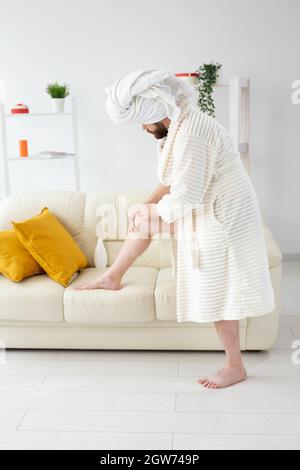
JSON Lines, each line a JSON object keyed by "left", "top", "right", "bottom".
{"left": 0, "top": 190, "right": 283, "bottom": 351}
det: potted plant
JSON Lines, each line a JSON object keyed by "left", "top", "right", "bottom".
{"left": 46, "top": 82, "right": 70, "bottom": 113}
{"left": 197, "top": 62, "right": 222, "bottom": 117}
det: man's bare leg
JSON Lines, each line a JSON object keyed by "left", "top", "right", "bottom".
{"left": 198, "top": 321, "right": 247, "bottom": 389}
{"left": 74, "top": 237, "right": 152, "bottom": 290}
{"left": 74, "top": 185, "right": 171, "bottom": 291}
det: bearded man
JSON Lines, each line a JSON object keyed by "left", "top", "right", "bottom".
{"left": 75, "top": 69, "right": 275, "bottom": 389}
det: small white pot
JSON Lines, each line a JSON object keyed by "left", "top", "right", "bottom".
{"left": 51, "top": 98, "right": 65, "bottom": 113}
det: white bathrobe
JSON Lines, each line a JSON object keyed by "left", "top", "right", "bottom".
{"left": 156, "top": 102, "right": 275, "bottom": 323}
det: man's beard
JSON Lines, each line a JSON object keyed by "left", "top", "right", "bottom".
{"left": 147, "top": 122, "right": 169, "bottom": 140}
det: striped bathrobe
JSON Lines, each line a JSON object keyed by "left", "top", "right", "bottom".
{"left": 156, "top": 103, "right": 275, "bottom": 323}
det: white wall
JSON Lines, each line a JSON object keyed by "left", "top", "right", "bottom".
{"left": 0, "top": 0, "right": 299, "bottom": 254}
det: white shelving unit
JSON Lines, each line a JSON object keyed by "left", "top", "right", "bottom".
{"left": 180, "top": 75, "right": 250, "bottom": 172}
{"left": 215, "top": 76, "right": 250, "bottom": 173}
{"left": 0, "top": 98, "right": 81, "bottom": 197}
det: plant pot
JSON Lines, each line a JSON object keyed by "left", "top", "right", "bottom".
{"left": 51, "top": 98, "right": 65, "bottom": 113}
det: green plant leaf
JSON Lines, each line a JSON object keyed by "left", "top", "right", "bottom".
{"left": 46, "top": 82, "right": 70, "bottom": 99}
{"left": 196, "top": 62, "right": 222, "bottom": 117}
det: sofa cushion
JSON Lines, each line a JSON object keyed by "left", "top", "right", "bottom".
{"left": 64, "top": 267, "right": 158, "bottom": 324}
{"left": 103, "top": 240, "right": 161, "bottom": 269}
{"left": 0, "top": 191, "right": 87, "bottom": 262}
{"left": 0, "top": 273, "right": 64, "bottom": 322}
{"left": 154, "top": 268, "right": 247, "bottom": 326}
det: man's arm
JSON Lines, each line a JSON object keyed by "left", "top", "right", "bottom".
{"left": 145, "top": 184, "right": 170, "bottom": 204}
{"left": 144, "top": 185, "right": 175, "bottom": 236}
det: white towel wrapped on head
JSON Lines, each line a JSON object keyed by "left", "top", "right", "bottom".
{"left": 105, "top": 69, "right": 197, "bottom": 125}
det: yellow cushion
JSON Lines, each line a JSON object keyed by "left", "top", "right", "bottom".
{"left": 12, "top": 208, "right": 88, "bottom": 287}
{"left": 0, "top": 230, "right": 43, "bottom": 282}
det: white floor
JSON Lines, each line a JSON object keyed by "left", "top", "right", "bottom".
{"left": 0, "top": 260, "right": 299, "bottom": 450}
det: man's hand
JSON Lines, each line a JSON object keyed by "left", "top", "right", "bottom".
{"left": 129, "top": 204, "right": 174, "bottom": 238}
{"left": 128, "top": 185, "right": 173, "bottom": 237}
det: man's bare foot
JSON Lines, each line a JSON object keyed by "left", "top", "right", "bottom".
{"left": 198, "top": 365, "right": 247, "bottom": 389}
{"left": 73, "top": 272, "right": 123, "bottom": 291}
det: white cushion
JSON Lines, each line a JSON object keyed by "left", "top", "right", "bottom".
{"left": 103, "top": 240, "right": 162, "bottom": 269}
{"left": 0, "top": 191, "right": 88, "bottom": 261}
{"left": 64, "top": 267, "right": 158, "bottom": 324}
{"left": 0, "top": 274, "right": 64, "bottom": 322}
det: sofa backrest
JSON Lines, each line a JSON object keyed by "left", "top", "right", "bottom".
{"left": 0, "top": 190, "right": 282, "bottom": 270}
{"left": 0, "top": 190, "right": 173, "bottom": 269}
{"left": 83, "top": 190, "right": 173, "bottom": 268}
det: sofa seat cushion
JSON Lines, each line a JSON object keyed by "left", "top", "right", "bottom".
{"left": 64, "top": 267, "right": 158, "bottom": 324}
{"left": 154, "top": 268, "right": 247, "bottom": 326}
{"left": 0, "top": 273, "right": 64, "bottom": 322}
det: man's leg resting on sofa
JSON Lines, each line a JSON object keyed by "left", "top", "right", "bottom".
{"left": 74, "top": 237, "right": 153, "bottom": 291}
{"left": 74, "top": 184, "right": 172, "bottom": 291}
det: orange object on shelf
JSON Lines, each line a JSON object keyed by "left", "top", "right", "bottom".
{"left": 19, "top": 140, "right": 28, "bottom": 157}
